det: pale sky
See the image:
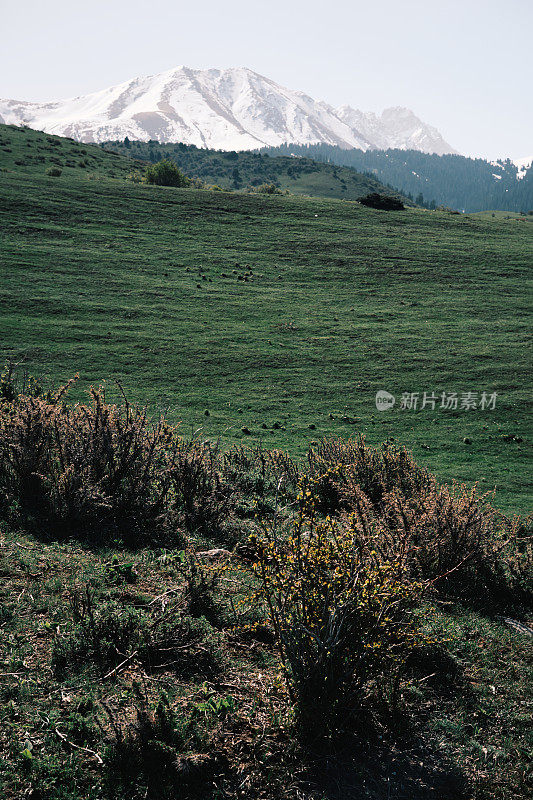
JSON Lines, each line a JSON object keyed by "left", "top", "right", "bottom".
{"left": 1, "top": 0, "right": 531, "bottom": 160}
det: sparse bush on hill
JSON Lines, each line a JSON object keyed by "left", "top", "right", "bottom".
{"left": 222, "top": 444, "right": 299, "bottom": 501}
{"left": 144, "top": 159, "right": 191, "bottom": 187}
{"left": 307, "top": 435, "right": 431, "bottom": 512}
{"left": 45, "top": 166, "right": 62, "bottom": 177}
{"left": 0, "top": 374, "right": 183, "bottom": 543}
{"left": 382, "top": 481, "right": 511, "bottom": 594}
{"left": 251, "top": 182, "right": 283, "bottom": 194}
{"left": 128, "top": 169, "right": 145, "bottom": 183}
{"left": 359, "top": 192, "right": 404, "bottom": 210}
{"left": 0, "top": 371, "right": 301, "bottom": 544}
{"left": 171, "top": 440, "right": 229, "bottom": 533}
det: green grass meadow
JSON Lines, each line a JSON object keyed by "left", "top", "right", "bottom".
{"left": 0, "top": 124, "right": 532, "bottom": 800}
{"left": 0, "top": 125, "right": 531, "bottom": 513}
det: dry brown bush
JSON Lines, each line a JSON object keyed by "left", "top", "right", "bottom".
{"left": 306, "top": 437, "right": 530, "bottom": 599}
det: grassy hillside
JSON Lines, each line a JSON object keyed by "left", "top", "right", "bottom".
{"left": 0, "top": 123, "right": 137, "bottom": 178}
{"left": 471, "top": 209, "right": 533, "bottom": 223}
{"left": 0, "top": 126, "right": 531, "bottom": 513}
{"left": 102, "top": 138, "right": 404, "bottom": 201}
{"left": 0, "top": 125, "right": 531, "bottom": 800}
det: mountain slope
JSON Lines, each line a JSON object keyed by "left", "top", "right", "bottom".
{"left": 336, "top": 105, "right": 454, "bottom": 155}
{"left": 262, "top": 143, "right": 533, "bottom": 212}
{"left": 0, "top": 66, "right": 457, "bottom": 154}
{"left": 511, "top": 156, "right": 533, "bottom": 180}
{"left": 0, "top": 137, "right": 530, "bottom": 512}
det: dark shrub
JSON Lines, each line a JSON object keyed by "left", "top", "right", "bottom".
{"left": 359, "top": 192, "right": 404, "bottom": 210}
{"left": 307, "top": 437, "right": 525, "bottom": 601}
{"left": 139, "top": 614, "right": 223, "bottom": 677}
{"left": 0, "top": 377, "right": 183, "bottom": 544}
{"left": 52, "top": 586, "right": 222, "bottom": 681}
{"left": 307, "top": 436, "right": 431, "bottom": 512}
{"left": 170, "top": 440, "right": 229, "bottom": 533}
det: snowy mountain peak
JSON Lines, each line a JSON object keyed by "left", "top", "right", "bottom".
{"left": 335, "top": 105, "right": 455, "bottom": 156}
{"left": 0, "top": 66, "right": 458, "bottom": 155}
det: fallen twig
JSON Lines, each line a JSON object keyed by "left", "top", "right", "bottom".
{"left": 102, "top": 650, "right": 138, "bottom": 680}
{"left": 55, "top": 727, "right": 103, "bottom": 765}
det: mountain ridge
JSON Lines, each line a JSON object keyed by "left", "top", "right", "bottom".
{"left": 0, "top": 66, "right": 457, "bottom": 155}
{"left": 260, "top": 142, "right": 533, "bottom": 212}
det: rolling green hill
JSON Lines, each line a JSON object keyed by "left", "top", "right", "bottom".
{"left": 0, "top": 125, "right": 531, "bottom": 512}
{"left": 102, "top": 137, "right": 405, "bottom": 201}
{"left": 0, "top": 123, "right": 137, "bottom": 178}
{"left": 0, "top": 123, "right": 407, "bottom": 203}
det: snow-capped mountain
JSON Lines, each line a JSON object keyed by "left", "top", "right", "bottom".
{"left": 0, "top": 66, "right": 457, "bottom": 155}
{"left": 336, "top": 105, "right": 454, "bottom": 155}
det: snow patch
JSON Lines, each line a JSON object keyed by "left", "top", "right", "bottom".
{"left": 513, "top": 156, "right": 532, "bottom": 180}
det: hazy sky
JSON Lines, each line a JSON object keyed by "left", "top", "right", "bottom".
{"left": 2, "top": 0, "right": 531, "bottom": 159}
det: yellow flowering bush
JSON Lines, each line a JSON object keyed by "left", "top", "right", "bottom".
{"left": 252, "top": 474, "right": 426, "bottom": 738}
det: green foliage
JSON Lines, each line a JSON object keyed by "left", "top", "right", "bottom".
{"left": 127, "top": 169, "right": 145, "bottom": 183}
{"left": 45, "top": 166, "right": 62, "bottom": 177}
{"left": 103, "top": 135, "right": 400, "bottom": 201}
{"left": 190, "top": 685, "right": 235, "bottom": 720}
{"left": 253, "top": 479, "right": 426, "bottom": 738}
{"left": 107, "top": 555, "right": 137, "bottom": 584}
{"left": 143, "top": 159, "right": 190, "bottom": 187}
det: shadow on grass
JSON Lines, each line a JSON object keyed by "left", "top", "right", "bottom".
{"left": 304, "top": 722, "right": 467, "bottom": 800}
